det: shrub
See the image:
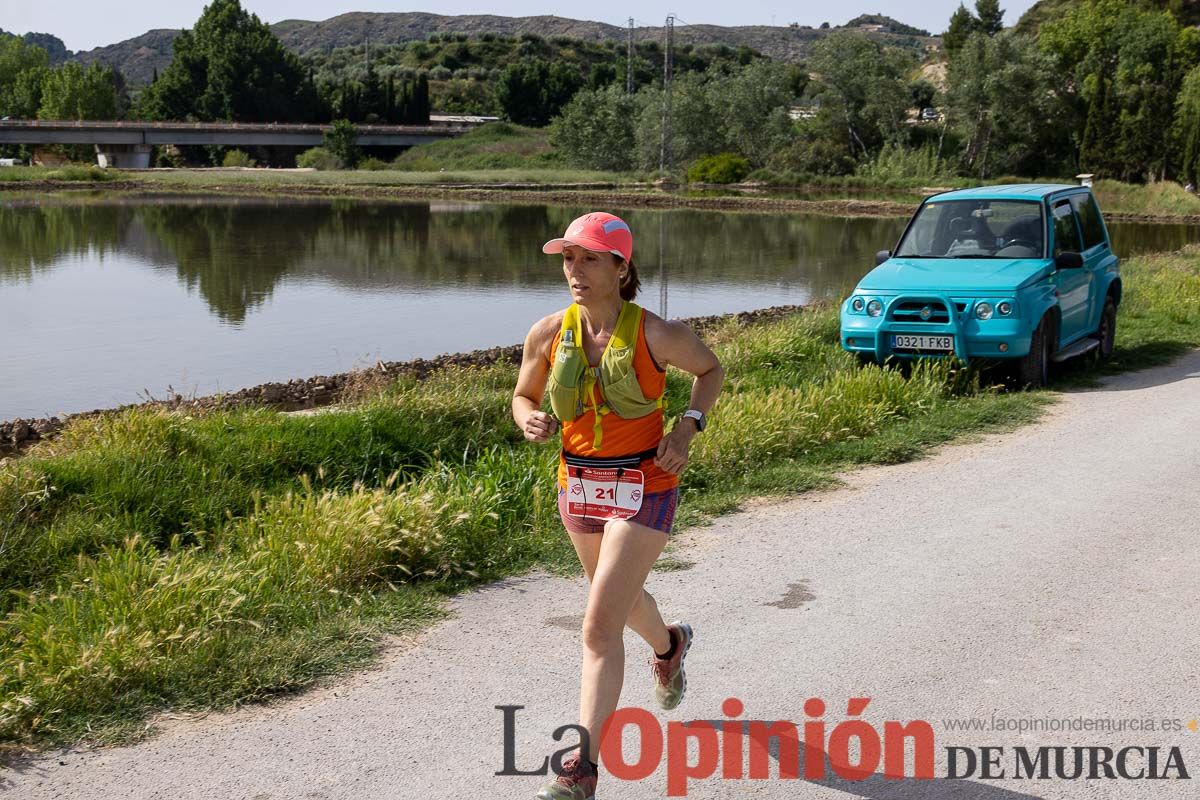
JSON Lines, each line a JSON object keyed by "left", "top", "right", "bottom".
{"left": 856, "top": 143, "right": 950, "bottom": 182}
{"left": 323, "top": 119, "right": 360, "bottom": 168}
{"left": 296, "top": 147, "right": 343, "bottom": 170}
{"left": 687, "top": 152, "right": 752, "bottom": 184}
{"left": 357, "top": 156, "right": 387, "bottom": 170}
{"left": 44, "top": 165, "right": 117, "bottom": 182}
{"left": 221, "top": 149, "right": 255, "bottom": 168}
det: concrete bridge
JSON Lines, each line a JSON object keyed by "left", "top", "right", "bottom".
{"left": 0, "top": 119, "right": 478, "bottom": 167}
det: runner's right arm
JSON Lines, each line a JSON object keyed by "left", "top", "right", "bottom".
{"left": 512, "top": 315, "right": 561, "bottom": 443}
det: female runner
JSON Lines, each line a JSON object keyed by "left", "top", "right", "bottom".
{"left": 511, "top": 212, "right": 724, "bottom": 799}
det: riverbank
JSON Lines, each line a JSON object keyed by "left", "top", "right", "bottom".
{"left": 0, "top": 306, "right": 803, "bottom": 451}
{"left": 5, "top": 169, "right": 1200, "bottom": 223}
{"left": 2, "top": 246, "right": 1198, "bottom": 754}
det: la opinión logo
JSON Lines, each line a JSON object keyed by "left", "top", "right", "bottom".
{"left": 497, "top": 697, "right": 936, "bottom": 796}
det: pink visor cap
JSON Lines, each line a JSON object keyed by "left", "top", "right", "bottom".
{"left": 542, "top": 212, "right": 633, "bottom": 262}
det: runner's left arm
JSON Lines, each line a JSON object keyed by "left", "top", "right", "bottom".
{"left": 646, "top": 318, "right": 724, "bottom": 475}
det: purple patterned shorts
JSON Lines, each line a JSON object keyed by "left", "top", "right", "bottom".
{"left": 557, "top": 486, "right": 678, "bottom": 535}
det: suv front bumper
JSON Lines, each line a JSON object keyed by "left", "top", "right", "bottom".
{"left": 840, "top": 294, "right": 1033, "bottom": 363}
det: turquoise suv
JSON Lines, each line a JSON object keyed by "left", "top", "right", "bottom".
{"left": 840, "top": 184, "right": 1121, "bottom": 387}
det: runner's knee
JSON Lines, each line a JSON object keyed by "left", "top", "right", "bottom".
{"left": 581, "top": 609, "right": 624, "bottom": 654}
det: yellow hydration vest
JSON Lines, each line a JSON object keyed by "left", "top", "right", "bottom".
{"left": 547, "top": 301, "right": 667, "bottom": 451}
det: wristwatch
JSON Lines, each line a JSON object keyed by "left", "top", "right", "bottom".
{"left": 681, "top": 409, "right": 707, "bottom": 432}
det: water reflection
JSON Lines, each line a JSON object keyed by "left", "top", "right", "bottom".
{"left": 0, "top": 194, "right": 1195, "bottom": 419}
{"left": 0, "top": 196, "right": 910, "bottom": 323}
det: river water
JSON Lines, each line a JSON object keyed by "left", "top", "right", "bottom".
{"left": 1, "top": 193, "right": 1195, "bottom": 420}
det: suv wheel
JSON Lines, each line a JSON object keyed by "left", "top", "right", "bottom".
{"left": 1016, "top": 316, "right": 1052, "bottom": 389}
{"left": 1095, "top": 295, "right": 1117, "bottom": 360}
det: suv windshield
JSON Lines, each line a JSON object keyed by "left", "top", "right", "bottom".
{"left": 894, "top": 199, "right": 1045, "bottom": 259}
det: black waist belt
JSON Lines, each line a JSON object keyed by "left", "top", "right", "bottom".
{"left": 562, "top": 447, "right": 658, "bottom": 470}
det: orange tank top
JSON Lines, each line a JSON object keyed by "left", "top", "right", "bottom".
{"left": 551, "top": 312, "right": 678, "bottom": 494}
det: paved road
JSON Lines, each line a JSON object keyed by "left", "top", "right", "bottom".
{"left": 5, "top": 352, "right": 1200, "bottom": 799}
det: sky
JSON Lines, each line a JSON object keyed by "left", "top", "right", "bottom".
{"left": 7, "top": 1, "right": 1041, "bottom": 53}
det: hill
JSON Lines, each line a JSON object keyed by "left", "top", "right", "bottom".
{"left": 72, "top": 29, "right": 180, "bottom": 86}
{"left": 61, "top": 11, "right": 938, "bottom": 86}
{"left": 0, "top": 29, "right": 71, "bottom": 64}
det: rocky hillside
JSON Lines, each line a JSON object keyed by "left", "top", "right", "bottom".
{"left": 0, "top": 28, "right": 71, "bottom": 64}
{"left": 58, "top": 11, "right": 937, "bottom": 86}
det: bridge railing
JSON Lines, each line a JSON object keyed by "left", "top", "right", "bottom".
{"left": 0, "top": 119, "right": 473, "bottom": 135}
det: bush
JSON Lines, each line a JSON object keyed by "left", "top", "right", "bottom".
{"left": 856, "top": 143, "right": 950, "bottom": 182}
{"left": 296, "top": 147, "right": 343, "bottom": 170}
{"left": 357, "top": 156, "right": 387, "bottom": 170}
{"left": 687, "top": 152, "right": 752, "bottom": 184}
{"left": 221, "top": 149, "right": 255, "bottom": 168}
{"left": 323, "top": 119, "right": 360, "bottom": 168}
{"left": 44, "top": 165, "right": 117, "bottom": 182}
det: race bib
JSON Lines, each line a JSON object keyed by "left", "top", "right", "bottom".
{"left": 565, "top": 467, "right": 645, "bottom": 521}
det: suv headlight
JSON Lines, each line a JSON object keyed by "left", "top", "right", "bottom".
{"left": 975, "top": 302, "right": 994, "bottom": 320}
{"left": 867, "top": 300, "right": 883, "bottom": 317}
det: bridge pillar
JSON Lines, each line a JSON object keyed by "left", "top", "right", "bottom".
{"left": 95, "top": 143, "right": 151, "bottom": 169}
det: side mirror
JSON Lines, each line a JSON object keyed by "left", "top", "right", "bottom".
{"left": 1055, "top": 251, "right": 1084, "bottom": 269}
{"left": 875, "top": 249, "right": 891, "bottom": 266}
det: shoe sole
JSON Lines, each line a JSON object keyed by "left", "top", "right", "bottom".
{"left": 665, "top": 620, "right": 693, "bottom": 710}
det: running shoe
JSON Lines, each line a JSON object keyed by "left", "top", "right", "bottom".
{"left": 650, "top": 621, "right": 694, "bottom": 710}
{"left": 536, "top": 753, "right": 597, "bottom": 800}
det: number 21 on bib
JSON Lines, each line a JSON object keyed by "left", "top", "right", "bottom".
{"left": 566, "top": 467, "right": 645, "bottom": 521}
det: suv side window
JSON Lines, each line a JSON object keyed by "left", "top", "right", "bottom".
{"left": 1051, "top": 199, "right": 1083, "bottom": 255}
{"left": 1070, "top": 193, "right": 1107, "bottom": 249}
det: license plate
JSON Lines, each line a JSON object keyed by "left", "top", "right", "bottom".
{"left": 892, "top": 334, "right": 953, "bottom": 351}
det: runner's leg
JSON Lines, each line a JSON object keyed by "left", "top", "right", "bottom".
{"left": 567, "top": 531, "right": 671, "bottom": 653}
{"left": 577, "top": 519, "right": 668, "bottom": 763}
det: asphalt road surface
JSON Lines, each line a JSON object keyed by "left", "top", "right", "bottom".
{"left": 4, "top": 351, "right": 1199, "bottom": 799}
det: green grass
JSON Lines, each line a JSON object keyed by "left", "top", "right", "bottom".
{"left": 390, "top": 122, "right": 566, "bottom": 172}
{"left": 131, "top": 167, "right": 632, "bottom": 188}
{"left": 1091, "top": 179, "right": 1200, "bottom": 218}
{"left": 2, "top": 246, "right": 1199, "bottom": 751}
{"left": 0, "top": 165, "right": 125, "bottom": 183}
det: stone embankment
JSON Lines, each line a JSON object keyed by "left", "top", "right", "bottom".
{"left": 0, "top": 305, "right": 803, "bottom": 453}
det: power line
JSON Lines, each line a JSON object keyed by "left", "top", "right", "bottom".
{"left": 627, "top": 17, "right": 634, "bottom": 94}
{"left": 659, "top": 14, "right": 675, "bottom": 174}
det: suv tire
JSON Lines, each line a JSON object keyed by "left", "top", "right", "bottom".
{"left": 1095, "top": 295, "right": 1117, "bottom": 360}
{"left": 1016, "top": 315, "right": 1052, "bottom": 389}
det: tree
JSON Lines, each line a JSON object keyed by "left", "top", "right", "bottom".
{"left": 909, "top": 79, "right": 937, "bottom": 111}
{"left": 1175, "top": 64, "right": 1200, "bottom": 186}
{"left": 943, "top": 5, "right": 976, "bottom": 56}
{"left": 975, "top": 0, "right": 1005, "bottom": 36}
{"left": 947, "top": 31, "right": 1066, "bottom": 178}
{"left": 496, "top": 59, "right": 584, "bottom": 126}
{"left": 809, "top": 33, "right": 914, "bottom": 161}
{"left": 0, "top": 34, "right": 49, "bottom": 118}
{"left": 551, "top": 85, "right": 638, "bottom": 171}
{"left": 1040, "top": 0, "right": 1189, "bottom": 180}
{"left": 137, "top": 0, "right": 324, "bottom": 122}
{"left": 710, "top": 60, "right": 797, "bottom": 166}
{"left": 323, "top": 119, "right": 359, "bottom": 167}
{"left": 38, "top": 62, "right": 118, "bottom": 120}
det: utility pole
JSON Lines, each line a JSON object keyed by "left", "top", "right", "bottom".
{"left": 659, "top": 14, "right": 675, "bottom": 174}
{"left": 626, "top": 18, "right": 635, "bottom": 94}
